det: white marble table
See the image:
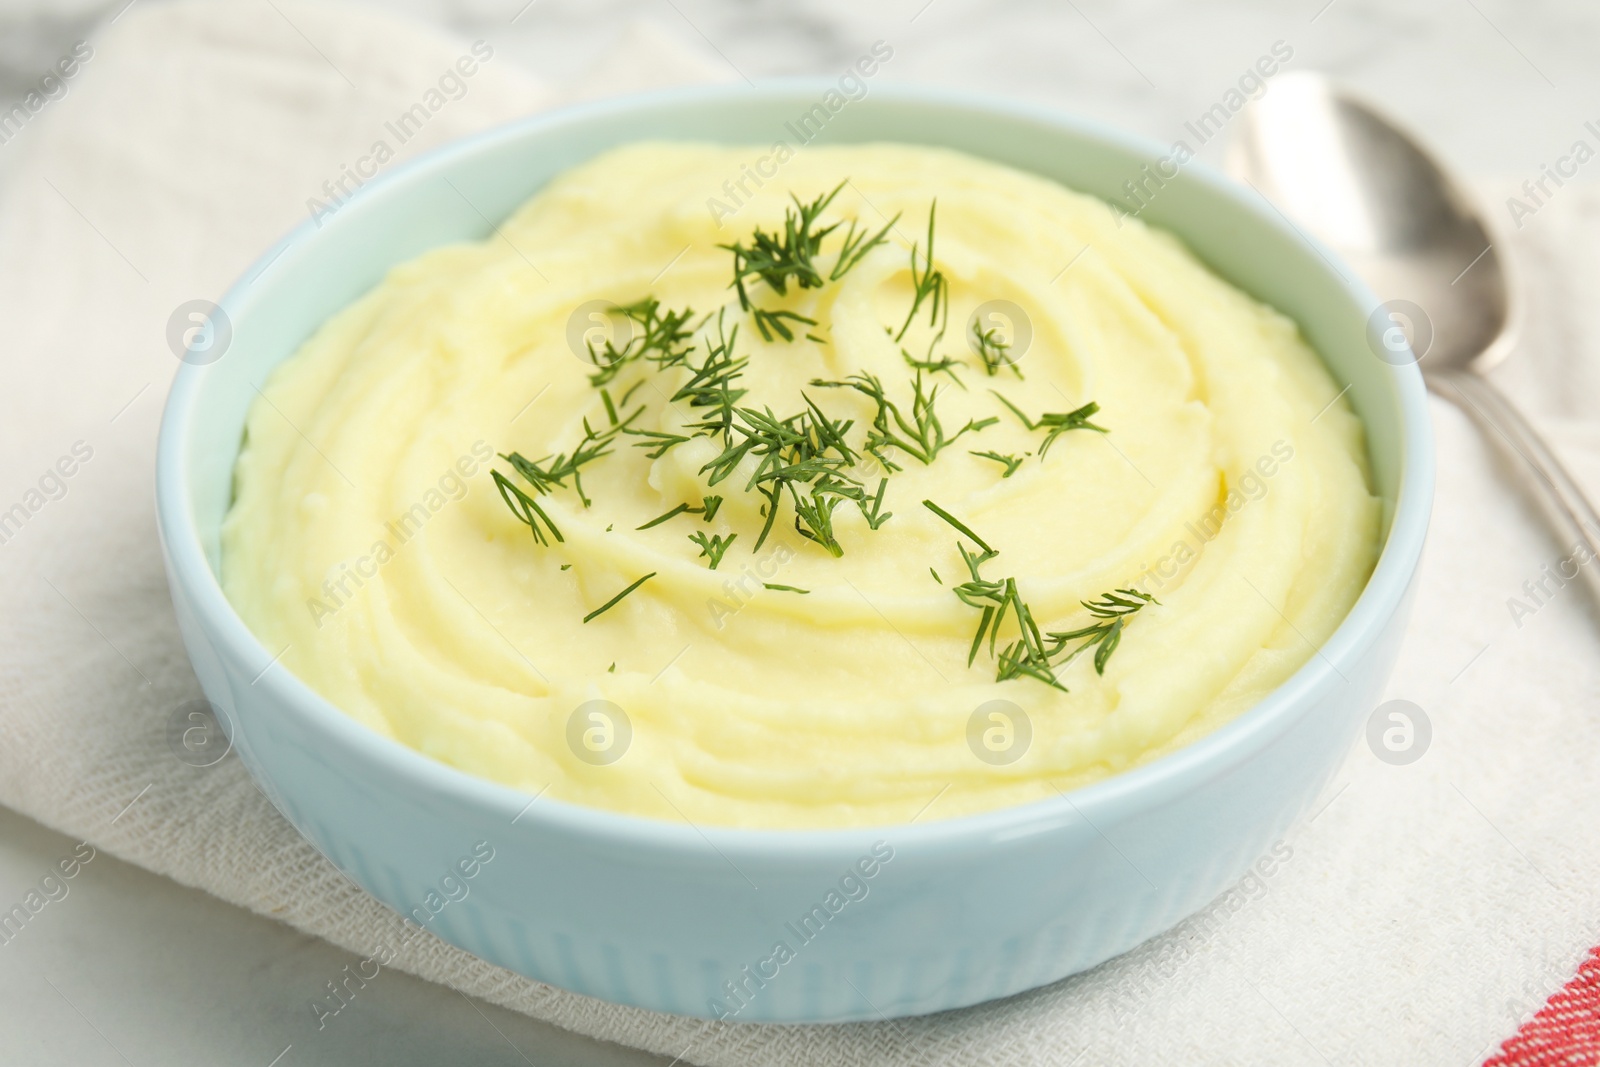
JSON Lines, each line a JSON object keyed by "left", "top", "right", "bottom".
{"left": 1, "top": 0, "right": 1595, "bottom": 1063}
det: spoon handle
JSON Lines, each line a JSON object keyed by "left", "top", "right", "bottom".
{"left": 1431, "top": 370, "right": 1600, "bottom": 598}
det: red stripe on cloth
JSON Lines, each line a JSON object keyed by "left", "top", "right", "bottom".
{"left": 1484, "top": 945, "right": 1600, "bottom": 1067}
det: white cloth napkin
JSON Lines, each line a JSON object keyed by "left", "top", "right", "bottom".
{"left": 4, "top": 3, "right": 1600, "bottom": 1064}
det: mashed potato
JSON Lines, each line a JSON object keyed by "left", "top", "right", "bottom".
{"left": 222, "top": 142, "right": 1379, "bottom": 829}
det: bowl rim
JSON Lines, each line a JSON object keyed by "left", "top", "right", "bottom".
{"left": 156, "top": 80, "right": 1434, "bottom": 857}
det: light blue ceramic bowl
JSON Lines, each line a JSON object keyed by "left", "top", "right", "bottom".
{"left": 155, "top": 84, "right": 1432, "bottom": 1023}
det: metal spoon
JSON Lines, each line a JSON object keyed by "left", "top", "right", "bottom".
{"left": 1227, "top": 71, "right": 1600, "bottom": 599}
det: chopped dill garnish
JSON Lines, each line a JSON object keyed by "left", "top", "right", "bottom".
{"left": 638, "top": 494, "right": 725, "bottom": 532}
{"left": 792, "top": 484, "right": 846, "bottom": 557}
{"left": 901, "top": 347, "right": 966, "bottom": 387}
{"left": 970, "top": 318, "right": 1023, "bottom": 379}
{"left": 637, "top": 503, "right": 692, "bottom": 530}
{"left": 1045, "top": 589, "right": 1159, "bottom": 675}
{"left": 990, "top": 391, "right": 1107, "bottom": 456}
{"left": 831, "top": 214, "right": 897, "bottom": 280}
{"left": 688, "top": 530, "right": 736, "bottom": 569}
{"left": 723, "top": 183, "right": 844, "bottom": 304}
{"left": 498, "top": 398, "right": 642, "bottom": 510}
{"left": 810, "top": 371, "right": 994, "bottom": 467}
{"left": 948, "top": 541, "right": 1156, "bottom": 688}
{"left": 673, "top": 310, "right": 748, "bottom": 410}
{"left": 498, "top": 451, "right": 561, "bottom": 497}
{"left": 607, "top": 662, "right": 616, "bottom": 673}
{"left": 970, "top": 450, "right": 1024, "bottom": 477}
{"left": 951, "top": 542, "right": 1015, "bottom": 665}
{"left": 894, "top": 201, "right": 948, "bottom": 346}
{"left": 586, "top": 298, "right": 697, "bottom": 387}
{"left": 583, "top": 572, "right": 657, "bottom": 623}
{"left": 626, "top": 429, "right": 691, "bottom": 459}
{"left": 493, "top": 186, "right": 1124, "bottom": 640}
{"left": 721, "top": 183, "right": 894, "bottom": 344}
{"left": 492, "top": 470, "right": 564, "bottom": 545}
{"left": 751, "top": 308, "right": 819, "bottom": 344}
{"left": 721, "top": 184, "right": 841, "bottom": 344}
{"left": 688, "top": 391, "right": 865, "bottom": 555}
{"left": 699, "top": 402, "right": 856, "bottom": 491}
{"left": 951, "top": 545, "right": 1067, "bottom": 691}
{"left": 858, "top": 478, "right": 892, "bottom": 530}
{"left": 921, "top": 500, "right": 993, "bottom": 553}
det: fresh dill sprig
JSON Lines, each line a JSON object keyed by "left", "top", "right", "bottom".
{"left": 930, "top": 567, "right": 942, "bottom": 584}
{"left": 670, "top": 310, "right": 752, "bottom": 446}
{"left": 637, "top": 495, "right": 724, "bottom": 531}
{"left": 751, "top": 307, "right": 819, "bottom": 344}
{"left": 951, "top": 543, "right": 1018, "bottom": 668}
{"left": 690, "top": 392, "right": 866, "bottom": 554}
{"left": 492, "top": 470, "right": 564, "bottom": 545}
{"left": 810, "top": 371, "right": 994, "bottom": 467}
{"left": 858, "top": 478, "right": 892, "bottom": 530}
{"left": 970, "top": 318, "right": 1023, "bottom": 379}
{"left": 901, "top": 347, "right": 966, "bottom": 388}
{"left": 688, "top": 530, "right": 737, "bottom": 569}
{"left": 921, "top": 500, "right": 993, "bottom": 553}
{"left": 948, "top": 540, "right": 1156, "bottom": 688}
{"left": 831, "top": 214, "right": 898, "bottom": 280}
{"left": 722, "top": 183, "right": 844, "bottom": 305}
{"left": 970, "top": 450, "right": 1024, "bottom": 477}
{"left": 637, "top": 502, "right": 692, "bottom": 530}
{"left": 672, "top": 313, "right": 749, "bottom": 409}
{"left": 996, "top": 622, "right": 1066, "bottom": 690}
{"left": 699, "top": 403, "right": 855, "bottom": 492}
{"left": 498, "top": 396, "right": 643, "bottom": 511}
{"left": 885, "top": 371, "right": 997, "bottom": 463}
{"left": 791, "top": 485, "right": 845, "bottom": 557}
{"left": 586, "top": 298, "right": 696, "bottom": 387}
{"left": 499, "top": 450, "right": 560, "bottom": 496}
{"left": 780, "top": 471, "right": 870, "bottom": 556}
{"left": 763, "top": 583, "right": 809, "bottom": 594}
{"left": 722, "top": 181, "right": 893, "bottom": 301}
{"left": 894, "top": 201, "right": 947, "bottom": 346}
{"left": 526, "top": 428, "right": 614, "bottom": 507}
{"left": 582, "top": 572, "right": 657, "bottom": 623}
{"left": 624, "top": 314, "right": 747, "bottom": 460}
{"left": 1043, "top": 589, "right": 1159, "bottom": 675}
{"left": 947, "top": 544, "right": 1063, "bottom": 690}
{"left": 990, "top": 391, "right": 1107, "bottom": 456}
{"left": 626, "top": 428, "right": 691, "bottom": 459}
{"left": 720, "top": 185, "right": 895, "bottom": 344}
{"left": 753, "top": 483, "right": 783, "bottom": 553}
{"left": 494, "top": 397, "right": 646, "bottom": 541}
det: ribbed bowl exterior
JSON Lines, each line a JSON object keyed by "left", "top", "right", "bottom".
{"left": 156, "top": 84, "right": 1432, "bottom": 1023}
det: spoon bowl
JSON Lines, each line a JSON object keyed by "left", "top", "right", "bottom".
{"left": 1227, "top": 72, "right": 1518, "bottom": 373}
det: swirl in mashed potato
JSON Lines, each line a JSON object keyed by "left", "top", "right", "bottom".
{"left": 222, "top": 142, "right": 1379, "bottom": 829}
